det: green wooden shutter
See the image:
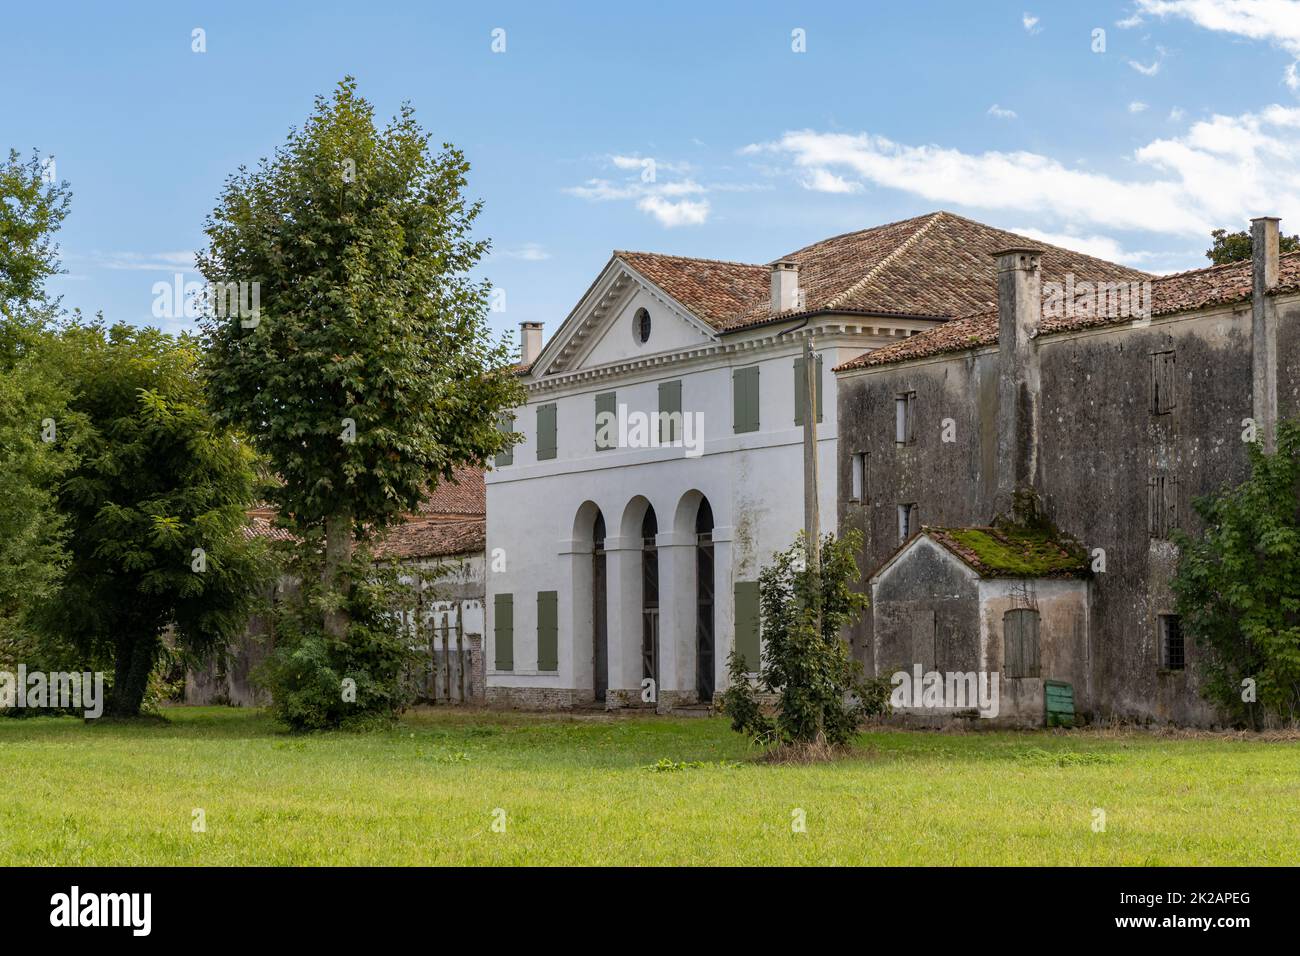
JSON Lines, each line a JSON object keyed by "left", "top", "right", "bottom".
{"left": 793, "top": 355, "right": 824, "bottom": 425}
{"left": 733, "top": 366, "right": 760, "bottom": 434}
{"left": 494, "top": 593, "right": 514, "bottom": 671}
{"left": 494, "top": 413, "right": 514, "bottom": 467}
{"left": 1003, "top": 609, "right": 1040, "bottom": 678}
{"left": 594, "top": 392, "right": 617, "bottom": 451}
{"left": 911, "top": 608, "right": 936, "bottom": 672}
{"left": 1004, "top": 611, "right": 1023, "bottom": 677}
{"left": 536, "top": 403, "right": 557, "bottom": 461}
{"left": 658, "top": 380, "right": 681, "bottom": 444}
{"left": 537, "top": 591, "right": 558, "bottom": 671}
{"left": 734, "top": 581, "right": 761, "bottom": 672}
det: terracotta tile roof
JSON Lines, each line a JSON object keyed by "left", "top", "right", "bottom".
{"left": 837, "top": 250, "right": 1300, "bottom": 371}
{"left": 244, "top": 466, "right": 486, "bottom": 559}
{"left": 371, "top": 517, "right": 485, "bottom": 561}
{"left": 615, "top": 250, "right": 769, "bottom": 325}
{"left": 610, "top": 211, "right": 1149, "bottom": 335}
{"left": 243, "top": 512, "right": 298, "bottom": 544}
{"left": 415, "top": 465, "right": 485, "bottom": 517}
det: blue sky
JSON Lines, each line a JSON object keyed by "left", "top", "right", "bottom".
{"left": 5, "top": 0, "right": 1300, "bottom": 346}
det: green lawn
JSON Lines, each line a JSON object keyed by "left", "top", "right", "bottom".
{"left": 1, "top": 706, "right": 1297, "bottom": 865}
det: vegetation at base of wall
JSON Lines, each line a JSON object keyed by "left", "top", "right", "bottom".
{"left": 256, "top": 546, "right": 419, "bottom": 731}
{"left": 1172, "top": 420, "right": 1300, "bottom": 729}
{"left": 720, "top": 529, "right": 889, "bottom": 751}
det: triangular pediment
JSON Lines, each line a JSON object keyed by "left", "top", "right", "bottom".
{"left": 530, "top": 256, "right": 723, "bottom": 377}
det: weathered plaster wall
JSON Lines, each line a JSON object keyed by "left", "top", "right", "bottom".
{"left": 838, "top": 297, "right": 1300, "bottom": 725}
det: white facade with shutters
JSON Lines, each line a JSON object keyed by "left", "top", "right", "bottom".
{"left": 484, "top": 254, "right": 930, "bottom": 709}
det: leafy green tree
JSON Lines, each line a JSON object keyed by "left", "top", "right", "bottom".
{"left": 1206, "top": 227, "right": 1300, "bottom": 266}
{"left": 0, "top": 148, "right": 75, "bottom": 642}
{"left": 1173, "top": 421, "right": 1300, "bottom": 728}
{"left": 198, "top": 77, "right": 522, "bottom": 648}
{"left": 33, "top": 321, "right": 273, "bottom": 716}
{"left": 0, "top": 148, "right": 71, "bottom": 325}
{"left": 721, "top": 530, "right": 889, "bottom": 751}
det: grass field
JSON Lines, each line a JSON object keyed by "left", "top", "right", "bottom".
{"left": 1, "top": 706, "right": 1297, "bottom": 865}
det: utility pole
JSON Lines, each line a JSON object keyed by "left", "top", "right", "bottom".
{"left": 802, "top": 334, "right": 820, "bottom": 578}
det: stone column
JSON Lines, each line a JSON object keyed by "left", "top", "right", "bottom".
{"left": 602, "top": 536, "right": 645, "bottom": 709}
{"left": 1251, "top": 217, "right": 1280, "bottom": 452}
{"left": 655, "top": 531, "right": 697, "bottom": 712}
{"left": 993, "top": 247, "right": 1044, "bottom": 519}
{"left": 711, "top": 526, "right": 735, "bottom": 700}
{"left": 558, "top": 537, "right": 594, "bottom": 705}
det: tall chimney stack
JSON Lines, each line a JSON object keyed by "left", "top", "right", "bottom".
{"left": 770, "top": 261, "right": 801, "bottom": 314}
{"left": 519, "top": 321, "right": 544, "bottom": 366}
{"left": 993, "top": 247, "right": 1044, "bottom": 520}
{"left": 1251, "top": 216, "right": 1280, "bottom": 451}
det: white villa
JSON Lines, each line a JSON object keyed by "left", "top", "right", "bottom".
{"left": 483, "top": 211, "right": 1145, "bottom": 710}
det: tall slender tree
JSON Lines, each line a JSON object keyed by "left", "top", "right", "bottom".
{"left": 198, "top": 77, "right": 521, "bottom": 641}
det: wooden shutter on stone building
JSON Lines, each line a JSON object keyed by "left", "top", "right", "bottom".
{"left": 793, "top": 354, "right": 824, "bottom": 425}
{"left": 1003, "top": 608, "right": 1040, "bottom": 678}
{"left": 733, "top": 366, "right": 760, "bottom": 434}
{"left": 494, "top": 593, "right": 514, "bottom": 671}
{"left": 658, "top": 380, "right": 681, "bottom": 444}
{"left": 536, "top": 403, "right": 557, "bottom": 460}
{"left": 734, "top": 581, "right": 761, "bottom": 671}
{"left": 536, "top": 590, "right": 558, "bottom": 671}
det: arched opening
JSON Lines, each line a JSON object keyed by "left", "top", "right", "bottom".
{"left": 641, "top": 505, "right": 659, "bottom": 693}
{"left": 694, "top": 497, "right": 715, "bottom": 702}
{"left": 592, "top": 511, "right": 607, "bottom": 701}
{"left": 572, "top": 501, "right": 607, "bottom": 703}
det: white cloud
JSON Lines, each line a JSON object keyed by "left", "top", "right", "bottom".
{"left": 746, "top": 105, "right": 1300, "bottom": 238}
{"left": 1170, "top": 106, "right": 1187, "bottom": 120}
{"left": 1008, "top": 226, "right": 1160, "bottom": 265}
{"left": 1129, "top": 58, "right": 1161, "bottom": 75}
{"left": 91, "top": 251, "right": 197, "bottom": 271}
{"left": 499, "top": 242, "right": 551, "bottom": 261}
{"left": 1022, "top": 13, "right": 1041, "bottom": 34}
{"left": 1129, "top": 100, "right": 1150, "bottom": 112}
{"left": 566, "top": 155, "right": 715, "bottom": 226}
{"left": 1137, "top": 0, "right": 1300, "bottom": 51}
{"left": 636, "top": 195, "right": 710, "bottom": 227}
{"left": 988, "top": 103, "right": 1019, "bottom": 119}
{"left": 800, "top": 168, "right": 862, "bottom": 193}
{"left": 1137, "top": 0, "right": 1300, "bottom": 84}
{"left": 1117, "top": 13, "right": 1145, "bottom": 28}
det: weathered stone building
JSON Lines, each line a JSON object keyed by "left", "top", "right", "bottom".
{"left": 836, "top": 218, "right": 1300, "bottom": 725}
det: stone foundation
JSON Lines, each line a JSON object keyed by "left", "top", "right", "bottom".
{"left": 485, "top": 686, "right": 584, "bottom": 710}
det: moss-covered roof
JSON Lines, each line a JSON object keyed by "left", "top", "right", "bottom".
{"left": 925, "top": 524, "right": 1089, "bottom": 579}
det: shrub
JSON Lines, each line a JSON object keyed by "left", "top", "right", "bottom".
{"left": 1172, "top": 420, "right": 1300, "bottom": 728}
{"left": 720, "top": 530, "right": 888, "bottom": 751}
{"left": 256, "top": 547, "right": 418, "bottom": 731}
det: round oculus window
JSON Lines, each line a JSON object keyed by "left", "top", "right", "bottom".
{"left": 634, "top": 308, "right": 651, "bottom": 344}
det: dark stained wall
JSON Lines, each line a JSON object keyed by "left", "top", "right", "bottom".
{"left": 838, "top": 299, "right": 1298, "bottom": 725}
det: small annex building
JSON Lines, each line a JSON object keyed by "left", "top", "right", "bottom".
{"left": 868, "top": 518, "right": 1091, "bottom": 727}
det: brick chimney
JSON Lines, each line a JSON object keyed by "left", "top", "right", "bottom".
{"left": 770, "top": 261, "right": 801, "bottom": 314}
{"left": 993, "top": 247, "right": 1044, "bottom": 519}
{"left": 519, "top": 321, "right": 543, "bottom": 365}
{"left": 1251, "top": 216, "right": 1280, "bottom": 451}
